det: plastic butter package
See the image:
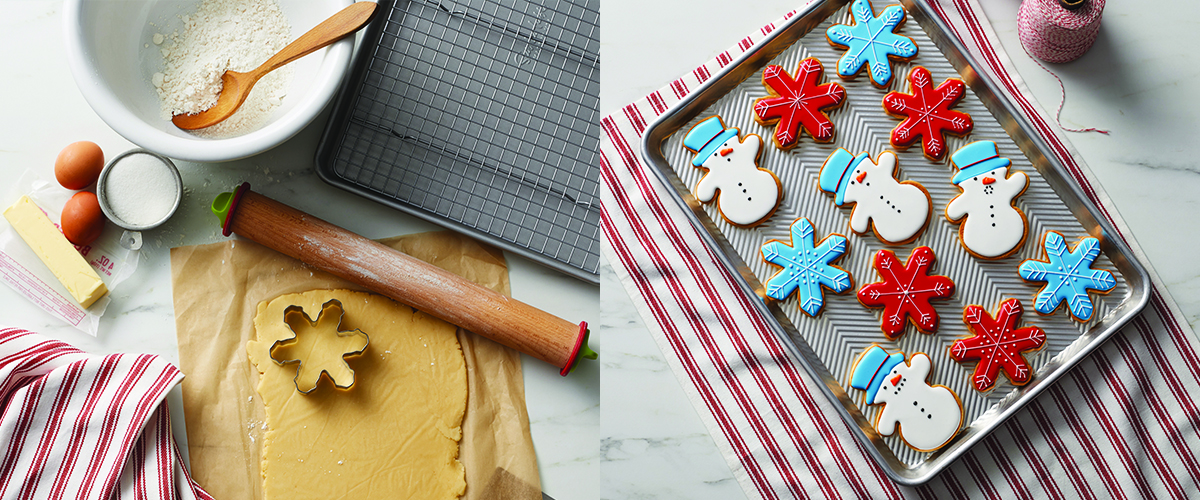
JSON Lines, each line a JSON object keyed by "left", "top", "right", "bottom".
{"left": 0, "top": 173, "right": 139, "bottom": 335}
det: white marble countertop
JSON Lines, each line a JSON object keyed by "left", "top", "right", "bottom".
{"left": 0, "top": 2, "right": 598, "bottom": 498}
{"left": 600, "top": 0, "right": 1200, "bottom": 497}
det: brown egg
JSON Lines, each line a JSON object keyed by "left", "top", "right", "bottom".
{"left": 61, "top": 191, "right": 105, "bottom": 246}
{"left": 55, "top": 141, "right": 105, "bottom": 190}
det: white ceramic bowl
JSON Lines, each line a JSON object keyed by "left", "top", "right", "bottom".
{"left": 63, "top": 0, "right": 354, "bottom": 163}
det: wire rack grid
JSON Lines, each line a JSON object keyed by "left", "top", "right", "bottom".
{"left": 317, "top": 0, "right": 600, "bottom": 283}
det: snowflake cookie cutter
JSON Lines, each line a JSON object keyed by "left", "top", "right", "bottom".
{"left": 269, "top": 299, "right": 370, "bottom": 394}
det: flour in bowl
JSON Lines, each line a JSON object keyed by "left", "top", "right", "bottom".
{"left": 152, "top": 0, "right": 292, "bottom": 138}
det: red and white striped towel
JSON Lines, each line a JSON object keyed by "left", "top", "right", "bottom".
{"left": 601, "top": 0, "right": 1200, "bottom": 497}
{"left": 0, "top": 328, "right": 211, "bottom": 500}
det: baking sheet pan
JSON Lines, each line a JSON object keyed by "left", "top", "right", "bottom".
{"left": 640, "top": 0, "right": 1148, "bottom": 485}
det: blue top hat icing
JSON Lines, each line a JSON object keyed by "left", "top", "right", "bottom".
{"left": 819, "top": 148, "right": 870, "bottom": 206}
{"left": 684, "top": 116, "right": 740, "bottom": 167}
{"left": 850, "top": 345, "right": 906, "bottom": 404}
{"left": 951, "top": 141, "right": 1011, "bottom": 185}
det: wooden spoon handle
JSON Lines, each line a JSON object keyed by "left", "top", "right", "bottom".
{"left": 254, "top": 2, "right": 377, "bottom": 78}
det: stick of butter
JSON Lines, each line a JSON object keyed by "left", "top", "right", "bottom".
{"left": 4, "top": 196, "right": 108, "bottom": 308}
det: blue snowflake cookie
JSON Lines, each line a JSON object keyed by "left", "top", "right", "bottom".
{"left": 761, "top": 218, "right": 852, "bottom": 316}
{"left": 826, "top": 0, "right": 919, "bottom": 87}
{"left": 1018, "top": 231, "right": 1116, "bottom": 322}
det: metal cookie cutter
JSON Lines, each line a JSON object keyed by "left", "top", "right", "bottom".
{"left": 269, "top": 299, "right": 370, "bottom": 394}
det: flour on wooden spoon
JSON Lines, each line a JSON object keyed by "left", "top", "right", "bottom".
{"left": 152, "top": 0, "right": 292, "bottom": 138}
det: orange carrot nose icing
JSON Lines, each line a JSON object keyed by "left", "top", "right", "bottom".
{"left": 719, "top": 147, "right": 734, "bottom": 156}
{"left": 890, "top": 374, "right": 902, "bottom": 386}
{"left": 855, "top": 171, "right": 867, "bottom": 183}
{"left": 982, "top": 177, "right": 996, "bottom": 185}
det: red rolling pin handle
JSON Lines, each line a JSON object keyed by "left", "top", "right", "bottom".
{"left": 212, "top": 183, "right": 594, "bottom": 375}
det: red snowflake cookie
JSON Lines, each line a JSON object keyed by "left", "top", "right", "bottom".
{"left": 951, "top": 298, "right": 1046, "bottom": 392}
{"left": 753, "top": 58, "right": 847, "bottom": 150}
{"left": 857, "top": 246, "right": 954, "bottom": 339}
{"left": 882, "top": 66, "right": 973, "bottom": 160}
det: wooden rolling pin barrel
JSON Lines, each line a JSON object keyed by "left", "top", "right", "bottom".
{"left": 212, "top": 183, "right": 594, "bottom": 376}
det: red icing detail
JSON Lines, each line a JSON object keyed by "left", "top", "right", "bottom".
{"left": 889, "top": 374, "right": 902, "bottom": 386}
{"left": 982, "top": 177, "right": 996, "bottom": 185}
{"left": 951, "top": 299, "right": 1046, "bottom": 391}
{"left": 857, "top": 247, "right": 955, "bottom": 339}
{"left": 719, "top": 147, "right": 734, "bottom": 156}
{"left": 753, "top": 58, "right": 846, "bottom": 149}
{"left": 855, "top": 171, "right": 867, "bottom": 184}
{"left": 883, "top": 66, "right": 973, "bottom": 160}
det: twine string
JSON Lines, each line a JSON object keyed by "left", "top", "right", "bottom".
{"left": 1016, "top": 0, "right": 1109, "bottom": 134}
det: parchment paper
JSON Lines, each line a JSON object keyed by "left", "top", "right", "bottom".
{"left": 170, "top": 231, "right": 540, "bottom": 500}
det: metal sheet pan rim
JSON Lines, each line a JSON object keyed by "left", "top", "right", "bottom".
{"left": 638, "top": 0, "right": 1149, "bottom": 485}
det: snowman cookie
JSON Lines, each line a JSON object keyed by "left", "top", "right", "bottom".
{"left": 945, "top": 141, "right": 1029, "bottom": 259}
{"left": 819, "top": 149, "right": 931, "bottom": 245}
{"left": 683, "top": 116, "right": 783, "bottom": 227}
{"left": 850, "top": 345, "right": 963, "bottom": 452}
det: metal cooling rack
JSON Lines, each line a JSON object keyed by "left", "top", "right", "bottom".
{"left": 316, "top": 0, "right": 600, "bottom": 283}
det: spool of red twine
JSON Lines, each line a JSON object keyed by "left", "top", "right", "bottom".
{"left": 1016, "top": 0, "right": 1108, "bottom": 134}
{"left": 1018, "top": 0, "right": 1105, "bottom": 63}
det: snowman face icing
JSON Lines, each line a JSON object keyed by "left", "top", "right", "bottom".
{"left": 946, "top": 167, "right": 1029, "bottom": 258}
{"left": 839, "top": 151, "right": 931, "bottom": 244}
{"left": 872, "top": 353, "right": 962, "bottom": 452}
{"left": 693, "top": 133, "right": 782, "bottom": 227}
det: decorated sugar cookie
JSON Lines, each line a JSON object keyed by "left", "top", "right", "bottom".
{"left": 819, "top": 149, "right": 931, "bottom": 245}
{"left": 950, "top": 298, "right": 1046, "bottom": 392}
{"left": 850, "top": 346, "right": 962, "bottom": 452}
{"left": 826, "top": 0, "right": 918, "bottom": 87}
{"left": 945, "top": 141, "right": 1029, "bottom": 259}
{"left": 752, "top": 58, "right": 847, "bottom": 150}
{"left": 858, "top": 246, "right": 955, "bottom": 339}
{"left": 761, "top": 217, "right": 852, "bottom": 317}
{"left": 883, "top": 66, "right": 973, "bottom": 160}
{"left": 683, "top": 116, "right": 783, "bottom": 227}
{"left": 1018, "top": 231, "right": 1116, "bottom": 321}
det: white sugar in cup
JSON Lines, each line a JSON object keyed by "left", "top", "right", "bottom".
{"left": 97, "top": 149, "right": 182, "bottom": 231}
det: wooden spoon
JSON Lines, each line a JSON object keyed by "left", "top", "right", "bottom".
{"left": 172, "top": 2, "right": 377, "bottom": 130}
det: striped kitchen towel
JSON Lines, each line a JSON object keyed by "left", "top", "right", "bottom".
{"left": 601, "top": 0, "right": 1200, "bottom": 497}
{"left": 0, "top": 327, "right": 211, "bottom": 500}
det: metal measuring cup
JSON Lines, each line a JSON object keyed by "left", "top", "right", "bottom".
{"left": 95, "top": 149, "right": 183, "bottom": 250}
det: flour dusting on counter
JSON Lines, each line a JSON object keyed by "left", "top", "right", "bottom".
{"left": 153, "top": 0, "right": 292, "bottom": 138}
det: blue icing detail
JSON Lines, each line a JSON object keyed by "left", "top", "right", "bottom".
{"left": 761, "top": 218, "right": 851, "bottom": 316}
{"left": 850, "top": 346, "right": 905, "bottom": 404}
{"left": 1018, "top": 233, "right": 1116, "bottom": 321}
{"left": 826, "top": 0, "right": 918, "bottom": 86}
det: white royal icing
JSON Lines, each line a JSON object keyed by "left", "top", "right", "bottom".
{"left": 694, "top": 133, "right": 781, "bottom": 226}
{"left": 946, "top": 167, "right": 1028, "bottom": 258}
{"left": 842, "top": 151, "right": 930, "bottom": 244}
{"left": 872, "top": 353, "right": 962, "bottom": 451}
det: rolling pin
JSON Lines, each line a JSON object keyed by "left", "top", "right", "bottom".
{"left": 212, "top": 183, "right": 594, "bottom": 376}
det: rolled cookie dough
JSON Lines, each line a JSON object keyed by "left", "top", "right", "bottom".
{"left": 247, "top": 289, "right": 467, "bottom": 500}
